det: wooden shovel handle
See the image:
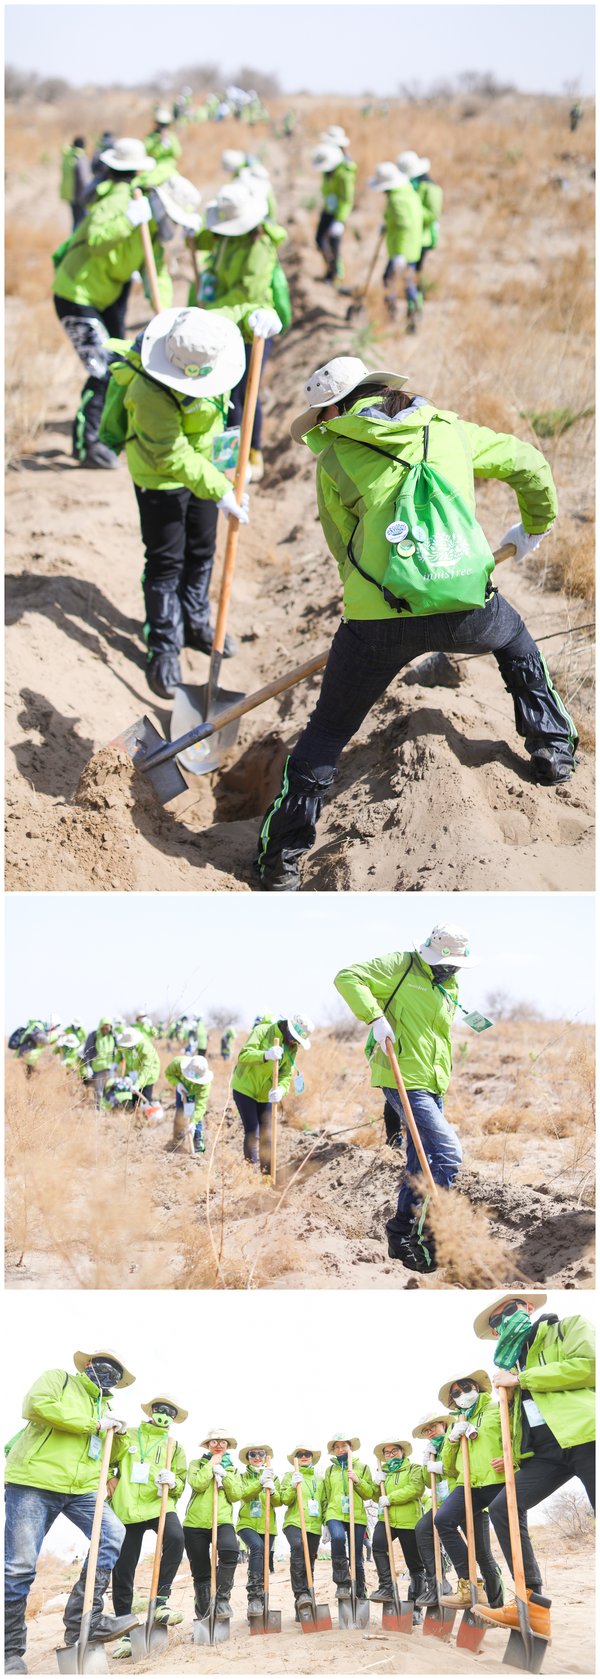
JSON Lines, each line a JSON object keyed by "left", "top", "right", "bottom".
{"left": 211, "top": 1473, "right": 219, "bottom": 1598}
{"left": 493, "top": 543, "right": 517, "bottom": 566}
{"left": 212, "top": 336, "right": 265, "bottom": 659}
{"left": 293, "top": 1458, "right": 314, "bottom": 1589}
{"left": 380, "top": 1480, "right": 398, "bottom": 1587}
{"left": 347, "top": 1450, "right": 357, "bottom": 1580}
{"left": 133, "top": 189, "right": 162, "bottom": 315}
{"left": 460, "top": 1435, "right": 477, "bottom": 1587}
{"left": 149, "top": 1436, "right": 175, "bottom": 1601}
{"left": 270, "top": 1087, "right": 278, "bottom": 1187}
{"left": 498, "top": 1385, "right": 527, "bottom": 1602}
{"left": 264, "top": 1479, "right": 271, "bottom": 1597}
{"left": 429, "top": 1467, "right": 444, "bottom": 1581}
{"left": 82, "top": 1426, "right": 115, "bottom": 1617}
{"left": 187, "top": 236, "right": 201, "bottom": 287}
{"left": 363, "top": 229, "right": 385, "bottom": 299}
{"left": 385, "top": 1039, "right": 438, "bottom": 1201}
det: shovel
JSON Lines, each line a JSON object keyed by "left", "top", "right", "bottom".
{"left": 494, "top": 1388, "right": 548, "bottom": 1672}
{"left": 293, "top": 1458, "right": 332, "bottom": 1633}
{"left": 111, "top": 649, "right": 329, "bottom": 804}
{"left": 193, "top": 1477, "right": 230, "bottom": 1646}
{"left": 346, "top": 229, "right": 385, "bottom": 320}
{"left": 338, "top": 1452, "right": 370, "bottom": 1630}
{"left": 422, "top": 1469, "right": 456, "bottom": 1642}
{"left": 170, "top": 335, "right": 266, "bottom": 776}
{"left": 385, "top": 1038, "right": 438, "bottom": 1203}
{"left": 379, "top": 1498, "right": 413, "bottom": 1634}
{"left": 249, "top": 1474, "right": 282, "bottom": 1635}
{"left": 134, "top": 190, "right": 162, "bottom": 315}
{"left": 455, "top": 1436, "right": 486, "bottom": 1654}
{"left": 269, "top": 1083, "right": 278, "bottom": 1188}
{"left": 56, "top": 1428, "right": 124, "bottom": 1674}
{"left": 129, "top": 1437, "right": 175, "bottom": 1661}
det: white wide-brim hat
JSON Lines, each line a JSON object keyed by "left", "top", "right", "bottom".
{"left": 412, "top": 1410, "right": 451, "bottom": 1440}
{"left": 474, "top": 1293, "right": 547, "bottom": 1341}
{"left": 205, "top": 182, "right": 269, "bottom": 236}
{"left": 321, "top": 126, "right": 351, "bottom": 147}
{"left": 239, "top": 1443, "right": 274, "bottom": 1464}
{"left": 327, "top": 1435, "right": 360, "bottom": 1454}
{"left": 100, "top": 136, "right": 155, "bottom": 173}
{"left": 74, "top": 1349, "right": 135, "bottom": 1388}
{"left": 200, "top": 1430, "right": 237, "bottom": 1448}
{"left": 153, "top": 173, "right": 202, "bottom": 226}
{"left": 368, "top": 163, "right": 410, "bottom": 192}
{"left": 141, "top": 307, "right": 246, "bottom": 399}
{"left": 117, "top": 1029, "right": 140, "bottom": 1048}
{"left": 312, "top": 143, "right": 344, "bottom": 172}
{"left": 397, "top": 149, "right": 430, "bottom": 177}
{"left": 286, "top": 1014, "right": 314, "bottom": 1049}
{"left": 142, "top": 1394, "right": 188, "bottom": 1423}
{"left": 180, "top": 1054, "right": 213, "bottom": 1086}
{"left": 418, "top": 923, "right": 479, "bottom": 970}
{"left": 288, "top": 1446, "right": 321, "bottom": 1466}
{"left": 374, "top": 1439, "right": 412, "bottom": 1462}
{"left": 438, "top": 1369, "right": 491, "bottom": 1410}
{"left": 291, "top": 355, "right": 408, "bottom": 444}
{"left": 222, "top": 148, "right": 246, "bottom": 172}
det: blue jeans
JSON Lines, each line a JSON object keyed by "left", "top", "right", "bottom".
{"left": 327, "top": 1518, "right": 367, "bottom": 1593}
{"left": 5, "top": 1483, "right": 124, "bottom": 1656}
{"left": 383, "top": 1087, "right": 462, "bottom": 1234}
{"left": 238, "top": 1526, "right": 274, "bottom": 1582}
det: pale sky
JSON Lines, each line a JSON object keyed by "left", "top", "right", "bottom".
{"left": 4, "top": 1289, "right": 593, "bottom": 1556}
{"left": 5, "top": 892, "right": 595, "bottom": 1029}
{"left": 5, "top": 3, "right": 595, "bottom": 96}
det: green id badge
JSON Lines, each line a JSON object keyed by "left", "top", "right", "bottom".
{"left": 199, "top": 271, "right": 217, "bottom": 303}
{"left": 88, "top": 1435, "right": 101, "bottom": 1460}
{"left": 462, "top": 1010, "right": 493, "bottom": 1033}
{"left": 249, "top": 1498, "right": 262, "bottom": 1518}
{"left": 212, "top": 427, "right": 240, "bottom": 469}
{"left": 341, "top": 1494, "right": 350, "bottom": 1515}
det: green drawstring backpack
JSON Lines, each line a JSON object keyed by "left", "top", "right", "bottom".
{"left": 347, "top": 425, "right": 496, "bottom": 616}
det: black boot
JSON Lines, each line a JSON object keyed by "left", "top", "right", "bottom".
{"left": 386, "top": 1219, "right": 437, "bottom": 1273}
{"left": 247, "top": 1572, "right": 264, "bottom": 1619}
{"left": 257, "top": 755, "right": 335, "bottom": 891}
{"left": 416, "top": 1574, "right": 452, "bottom": 1608}
{"left": 63, "top": 1568, "right": 139, "bottom": 1647}
{"left": 331, "top": 1537, "right": 351, "bottom": 1598}
{"left": 290, "top": 1551, "right": 309, "bottom": 1603}
{"left": 370, "top": 1550, "right": 394, "bottom": 1602}
{"left": 146, "top": 651, "right": 182, "bottom": 699}
{"left": 194, "top": 1583, "right": 211, "bottom": 1620}
{"left": 496, "top": 648, "right": 577, "bottom": 782}
{"left": 4, "top": 1598, "right": 28, "bottom": 1673}
{"left": 185, "top": 621, "right": 237, "bottom": 658}
{"left": 215, "top": 1558, "right": 237, "bottom": 1621}
{"left": 409, "top": 1571, "right": 425, "bottom": 1624}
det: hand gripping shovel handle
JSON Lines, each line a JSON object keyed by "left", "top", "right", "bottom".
{"left": 148, "top": 1437, "right": 175, "bottom": 1613}
{"left": 140, "top": 651, "right": 329, "bottom": 774}
{"left": 494, "top": 543, "right": 517, "bottom": 566}
{"left": 293, "top": 1460, "right": 314, "bottom": 1590}
{"left": 133, "top": 190, "right": 162, "bottom": 315}
{"left": 384, "top": 1039, "right": 438, "bottom": 1201}
{"left": 211, "top": 335, "right": 265, "bottom": 671}
{"left": 83, "top": 1427, "right": 115, "bottom": 1622}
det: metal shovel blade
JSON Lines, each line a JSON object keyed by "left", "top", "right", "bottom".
{"left": 192, "top": 1605, "right": 230, "bottom": 1646}
{"left": 503, "top": 1628, "right": 548, "bottom": 1673}
{"left": 129, "top": 1613, "right": 169, "bottom": 1662}
{"left": 111, "top": 716, "right": 187, "bottom": 804}
{"left": 337, "top": 1595, "right": 354, "bottom": 1631}
{"left": 249, "top": 1606, "right": 282, "bottom": 1636}
{"left": 382, "top": 1597, "right": 413, "bottom": 1635}
{"left": 456, "top": 1609, "right": 487, "bottom": 1653}
{"left": 423, "top": 1601, "right": 456, "bottom": 1642}
{"left": 56, "top": 1619, "right": 108, "bottom": 1676}
{"left": 339, "top": 1588, "right": 369, "bottom": 1631}
{"left": 299, "top": 1599, "right": 332, "bottom": 1634}
{"left": 170, "top": 682, "right": 246, "bottom": 776}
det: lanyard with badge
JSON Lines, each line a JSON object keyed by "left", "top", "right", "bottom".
{"left": 434, "top": 982, "right": 493, "bottom": 1033}
{"left": 306, "top": 1473, "right": 320, "bottom": 1519}
{"left": 88, "top": 1393, "right": 104, "bottom": 1460}
{"left": 130, "top": 1427, "right": 153, "bottom": 1484}
{"left": 340, "top": 1465, "right": 350, "bottom": 1517}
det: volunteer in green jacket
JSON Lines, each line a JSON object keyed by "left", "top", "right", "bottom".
{"left": 397, "top": 150, "right": 443, "bottom": 285}
{"left": 164, "top": 1052, "right": 213, "bottom": 1153}
{"left": 281, "top": 1447, "right": 326, "bottom": 1617}
{"left": 109, "top": 1394, "right": 188, "bottom": 1659}
{"left": 231, "top": 1014, "right": 312, "bottom": 1172}
{"left": 183, "top": 1431, "right": 242, "bottom": 1622}
{"left": 333, "top": 922, "right": 475, "bottom": 1270}
{"left": 312, "top": 142, "right": 356, "bottom": 282}
{"left": 433, "top": 1368, "right": 513, "bottom": 1611}
{"left": 474, "top": 1292, "right": 595, "bottom": 1639}
{"left": 4, "top": 1349, "right": 136, "bottom": 1674}
{"left": 257, "top": 355, "right": 576, "bottom": 890}
{"left": 368, "top": 162, "right": 424, "bottom": 330}
{"left": 189, "top": 179, "right": 287, "bottom": 480}
{"left": 221, "top": 150, "right": 278, "bottom": 220}
{"left": 413, "top": 1408, "right": 503, "bottom": 1609}
{"left": 324, "top": 1436, "right": 375, "bottom": 1601}
{"left": 145, "top": 109, "right": 182, "bottom": 166}
{"left": 116, "top": 1028, "right": 161, "bottom": 1102}
{"left": 237, "top": 1445, "right": 282, "bottom": 1618}
{"left": 220, "top": 1026, "right": 236, "bottom": 1060}
{"left": 370, "top": 1440, "right": 426, "bottom": 1609}
{"left": 60, "top": 136, "right": 91, "bottom": 228}
{"left": 101, "top": 301, "right": 280, "bottom": 699}
{"left": 53, "top": 1027, "right": 84, "bottom": 1071}
{"left": 53, "top": 135, "right": 166, "bottom": 468}
{"left": 82, "top": 1016, "right": 118, "bottom": 1104}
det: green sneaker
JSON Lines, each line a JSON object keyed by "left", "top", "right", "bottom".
{"left": 111, "top": 1637, "right": 132, "bottom": 1660}
{"left": 154, "top": 1605, "right": 184, "bottom": 1626}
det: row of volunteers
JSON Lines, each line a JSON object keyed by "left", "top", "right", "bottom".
{"left": 5, "top": 1295, "right": 594, "bottom": 1670}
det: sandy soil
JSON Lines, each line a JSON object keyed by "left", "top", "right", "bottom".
{"left": 24, "top": 1536, "right": 596, "bottom": 1675}
{"left": 5, "top": 101, "right": 594, "bottom": 893}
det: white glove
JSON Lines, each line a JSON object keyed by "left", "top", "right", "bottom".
{"left": 264, "top": 1045, "right": 283, "bottom": 1062}
{"left": 261, "top": 1472, "right": 276, "bottom": 1490}
{"left": 421, "top": 1446, "right": 435, "bottom": 1466}
{"left": 126, "top": 196, "right": 152, "bottom": 228}
{"left": 217, "top": 489, "right": 250, "bottom": 525}
{"left": 429, "top": 1461, "right": 444, "bottom": 1475}
{"left": 155, "top": 1469, "right": 177, "bottom": 1489}
{"left": 439, "top": 1479, "right": 449, "bottom": 1499}
{"left": 449, "top": 1418, "right": 469, "bottom": 1441}
{"left": 100, "top": 1417, "right": 128, "bottom": 1435}
{"left": 390, "top": 254, "right": 407, "bottom": 272}
{"left": 498, "top": 521, "right": 551, "bottom": 562}
{"left": 372, "top": 1466, "right": 385, "bottom": 1486}
{"left": 182, "top": 215, "right": 202, "bottom": 236}
{"left": 371, "top": 1015, "right": 395, "bottom": 1050}
{"left": 330, "top": 219, "right": 345, "bottom": 238}
{"left": 248, "top": 308, "right": 282, "bottom": 339}
{"left": 269, "top": 1085, "right": 284, "bottom": 1103}
{"left": 291, "top": 1472, "right": 303, "bottom": 1487}
{"left": 213, "top": 1467, "right": 224, "bottom": 1485}
{"left": 379, "top": 1494, "right": 390, "bottom": 1508}
{"left": 465, "top": 1424, "right": 479, "bottom": 1440}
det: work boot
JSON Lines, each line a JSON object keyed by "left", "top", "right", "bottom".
{"left": 297, "top": 1591, "right": 313, "bottom": 1610}
{"left": 475, "top": 1589, "right": 551, "bottom": 1637}
{"left": 369, "top": 1583, "right": 394, "bottom": 1602}
{"left": 443, "top": 1578, "right": 486, "bottom": 1609}
{"left": 194, "top": 1584, "right": 211, "bottom": 1620}
{"left": 247, "top": 1573, "right": 264, "bottom": 1619}
{"left": 185, "top": 622, "right": 237, "bottom": 658}
{"left": 416, "top": 1574, "right": 452, "bottom": 1608}
{"left": 248, "top": 448, "right": 265, "bottom": 482}
{"left": 529, "top": 746, "right": 574, "bottom": 785}
{"left": 5, "top": 1663, "right": 27, "bottom": 1676}
{"left": 146, "top": 651, "right": 182, "bottom": 699}
{"left": 111, "top": 1638, "right": 132, "bottom": 1660}
{"left": 256, "top": 857, "right": 301, "bottom": 892}
{"left": 215, "top": 1559, "right": 237, "bottom": 1620}
{"left": 387, "top": 1132, "right": 403, "bottom": 1151}
{"left": 386, "top": 1232, "right": 437, "bottom": 1273}
{"left": 4, "top": 1599, "right": 28, "bottom": 1672}
{"left": 64, "top": 1569, "right": 139, "bottom": 1647}
{"left": 83, "top": 440, "right": 119, "bottom": 469}
{"left": 336, "top": 1583, "right": 351, "bottom": 1601}
{"left": 409, "top": 1570, "right": 425, "bottom": 1625}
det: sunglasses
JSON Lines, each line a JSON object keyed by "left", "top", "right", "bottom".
{"left": 489, "top": 1300, "right": 527, "bottom": 1331}
{"left": 450, "top": 1379, "right": 479, "bottom": 1397}
{"left": 247, "top": 1450, "right": 266, "bottom": 1459}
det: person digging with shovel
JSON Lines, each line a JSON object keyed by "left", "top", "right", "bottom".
{"left": 434, "top": 1370, "right": 510, "bottom": 1614}
{"left": 164, "top": 1052, "right": 214, "bottom": 1154}
{"left": 256, "top": 356, "right": 577, "bottom": 891}
{"left": 101, "top": 302, "right": 280, "bottom": 698}
{"left": 4, "top": 1350, "right": 137, "bottom": 1675}
{"left": 183, "top": 1432, "right": 242, "bottom": 1625}
{"left": 471, "top": 1291, "right": 596, "bottom": 1643}
{"left": 116, "top": 1028, "right": 160, "bottom": 1105}
{"left": 370, "top": 1440, "right": 426, "bottom": 1617}
{"left": 281, "top": 1447, "right": 327, "bottom": 1621}
{"left": 368, "top": 162, "right": 424, "bottom": 330}
{"left": 323, "top": 1437, "right": 375, "bottom": 1609}
{"left": 81, "top": 1016, "right": 118, "bottom": 1107}
{"left": 231, "top": 1014, "right": 312, "bottom": 1173}
{"left": 334, "top": 922, "right": 477, "bottom": 1272}
{"left": 236, "top": 1445, "right": 282, "bottom": 1621}
{"left": 108, "top": 1395, "right": 188, "bottom": 1660}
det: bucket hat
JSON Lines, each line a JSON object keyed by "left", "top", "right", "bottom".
{"left": 373, "top": 1440, "right": 412, "bottom": 1462}
{"left": 142, "top": 1394, "right": 188, "bottom": 1423}
{"left": 74, "top": 1349, "right": 135, "bottom": 1389}
{"left": 311, "top": 143, "right": 344, "bottom": 172}
{"left": 141, "top": 307, "right": 246, "bottom": 400}
{"left": 397, "top": 149, "right": 430, "bottom": 178}
{"left": 321, "top": 125, "right": 350, "bottom": 147}
{"left": 418, "top": 924, "right": 478, "bottom": 970}
{"left": 438, "top": 1370, "right": 491, "bottom": 1410}
{"left": 153, "top": 173, "right": 202, "bottom": 226}
{"left": 368, "top": 161, "right": 409, "bottom": 192}
{"left": 200, "top": 1429, "right": 237, "bottom": 1448}
{"left": 291, "top": 356, "right": 408, "bottom": 443}
{"left": 99, "top": 136, "right": 155, "bottom": 173}
{"left": 239, "top": 1444, "right": 274, "bottom": 1464}
{"left": 412, "top": 1410, "right": 451, "bottom": 1439}
{"left": 327, "top": 1434, "right": 360, "bottom": 1454}
{"left": 286, "top": 1014, "right": 314, "bottom": 1049}
{"left": 474, "top": 1293, "right": 547, "bottom": 1341}
{"left": 205, "top": 180, "right": 269, "bottom": 236}
{"left": 287, "top": 1446, "right": 321, "bottom": 1466}
{"left": 180, "top": 1054, "right": 213, "bottom": 1085}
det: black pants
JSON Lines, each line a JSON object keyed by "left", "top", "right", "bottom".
{"left": 415, "top": 1506, "right": 502, "bottom": 1602}
{"left": 372, "top": 1519, "right": 421, "bottom": 1573}
{"left": 285, "top": 1525, "right": 320, "bottom": 1596}
{"left": 232, "top": 1089, "right": 273, "bottom": 1171}
{"left": 316, "top": 210, "right": 342, "bottom": 277}
{"left": 54, "top": 292, "right": 129, "bottom": 458}
{"left": 229, "top": 339, "right": 272, "bottom": 452}
{"left": 112, "top": 1513, "right": 184, "bottom": 1614}
{"left": 134, "top": 485, "right": 219, "bottom": 656}
{"left": 183, "top": 1523, "right": 239, "bottom": 1587}
{"left": 488, "top": 1432, "right": 595, "bottom": 1592}
{"left": 257, "top": 591, "right": 576, "bottom": 879}
{"left": 436, "top": 1482, "right": 530, "bottom": 1588}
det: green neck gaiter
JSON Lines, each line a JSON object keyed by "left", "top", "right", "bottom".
{"left": 493, "top": 1309, "right": 534, "bottom": 1370}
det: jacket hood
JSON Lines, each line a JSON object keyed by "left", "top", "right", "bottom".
{"left": 263, "top": 220, "right": 287, "bottom": 248}
{"left": 303, "top": 396, "right": 439, "bottom": 458}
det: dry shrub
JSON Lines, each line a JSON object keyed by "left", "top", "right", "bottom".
{"left": 427, "top": 1185, "right": 524, "bottom": 1286}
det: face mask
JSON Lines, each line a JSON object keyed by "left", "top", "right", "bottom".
{"left": 431, "top": 965, "right": 459, "bottom": 982}
{"left": 430, "top": 1433, "right": 445, "bottom": 1453}
{"left": 86, "top": 1360, "right": 123, "bottom": 1394}
{"left": 151, "top": 1410, "right": 174, "bottom": 1428}
{"left": 453, "top": 1388, "right": 479, "bottom": 1411}
{"left": 493, "top": 1307, "right": 535, "bottom": 1371}
{"left": 335, "top": 1454, "right": 348, "bottom": 1468}
{"left": 384, "top": 1456, "right": 404, "bottom": 1471}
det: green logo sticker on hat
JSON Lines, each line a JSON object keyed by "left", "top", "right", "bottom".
{"left": 398, "top": 540, "right": 415, "bottom": 557}
{"left": 184, "top": 363, "right": 213, "bottom": 378}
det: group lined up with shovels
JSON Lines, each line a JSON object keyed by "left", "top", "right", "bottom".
{"left": 4, "top": 1295, "right": 594, "bottom": 1673}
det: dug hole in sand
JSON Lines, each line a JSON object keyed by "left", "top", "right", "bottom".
{"left": 5, "top": 94, "right": 595, "bottom": 892}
